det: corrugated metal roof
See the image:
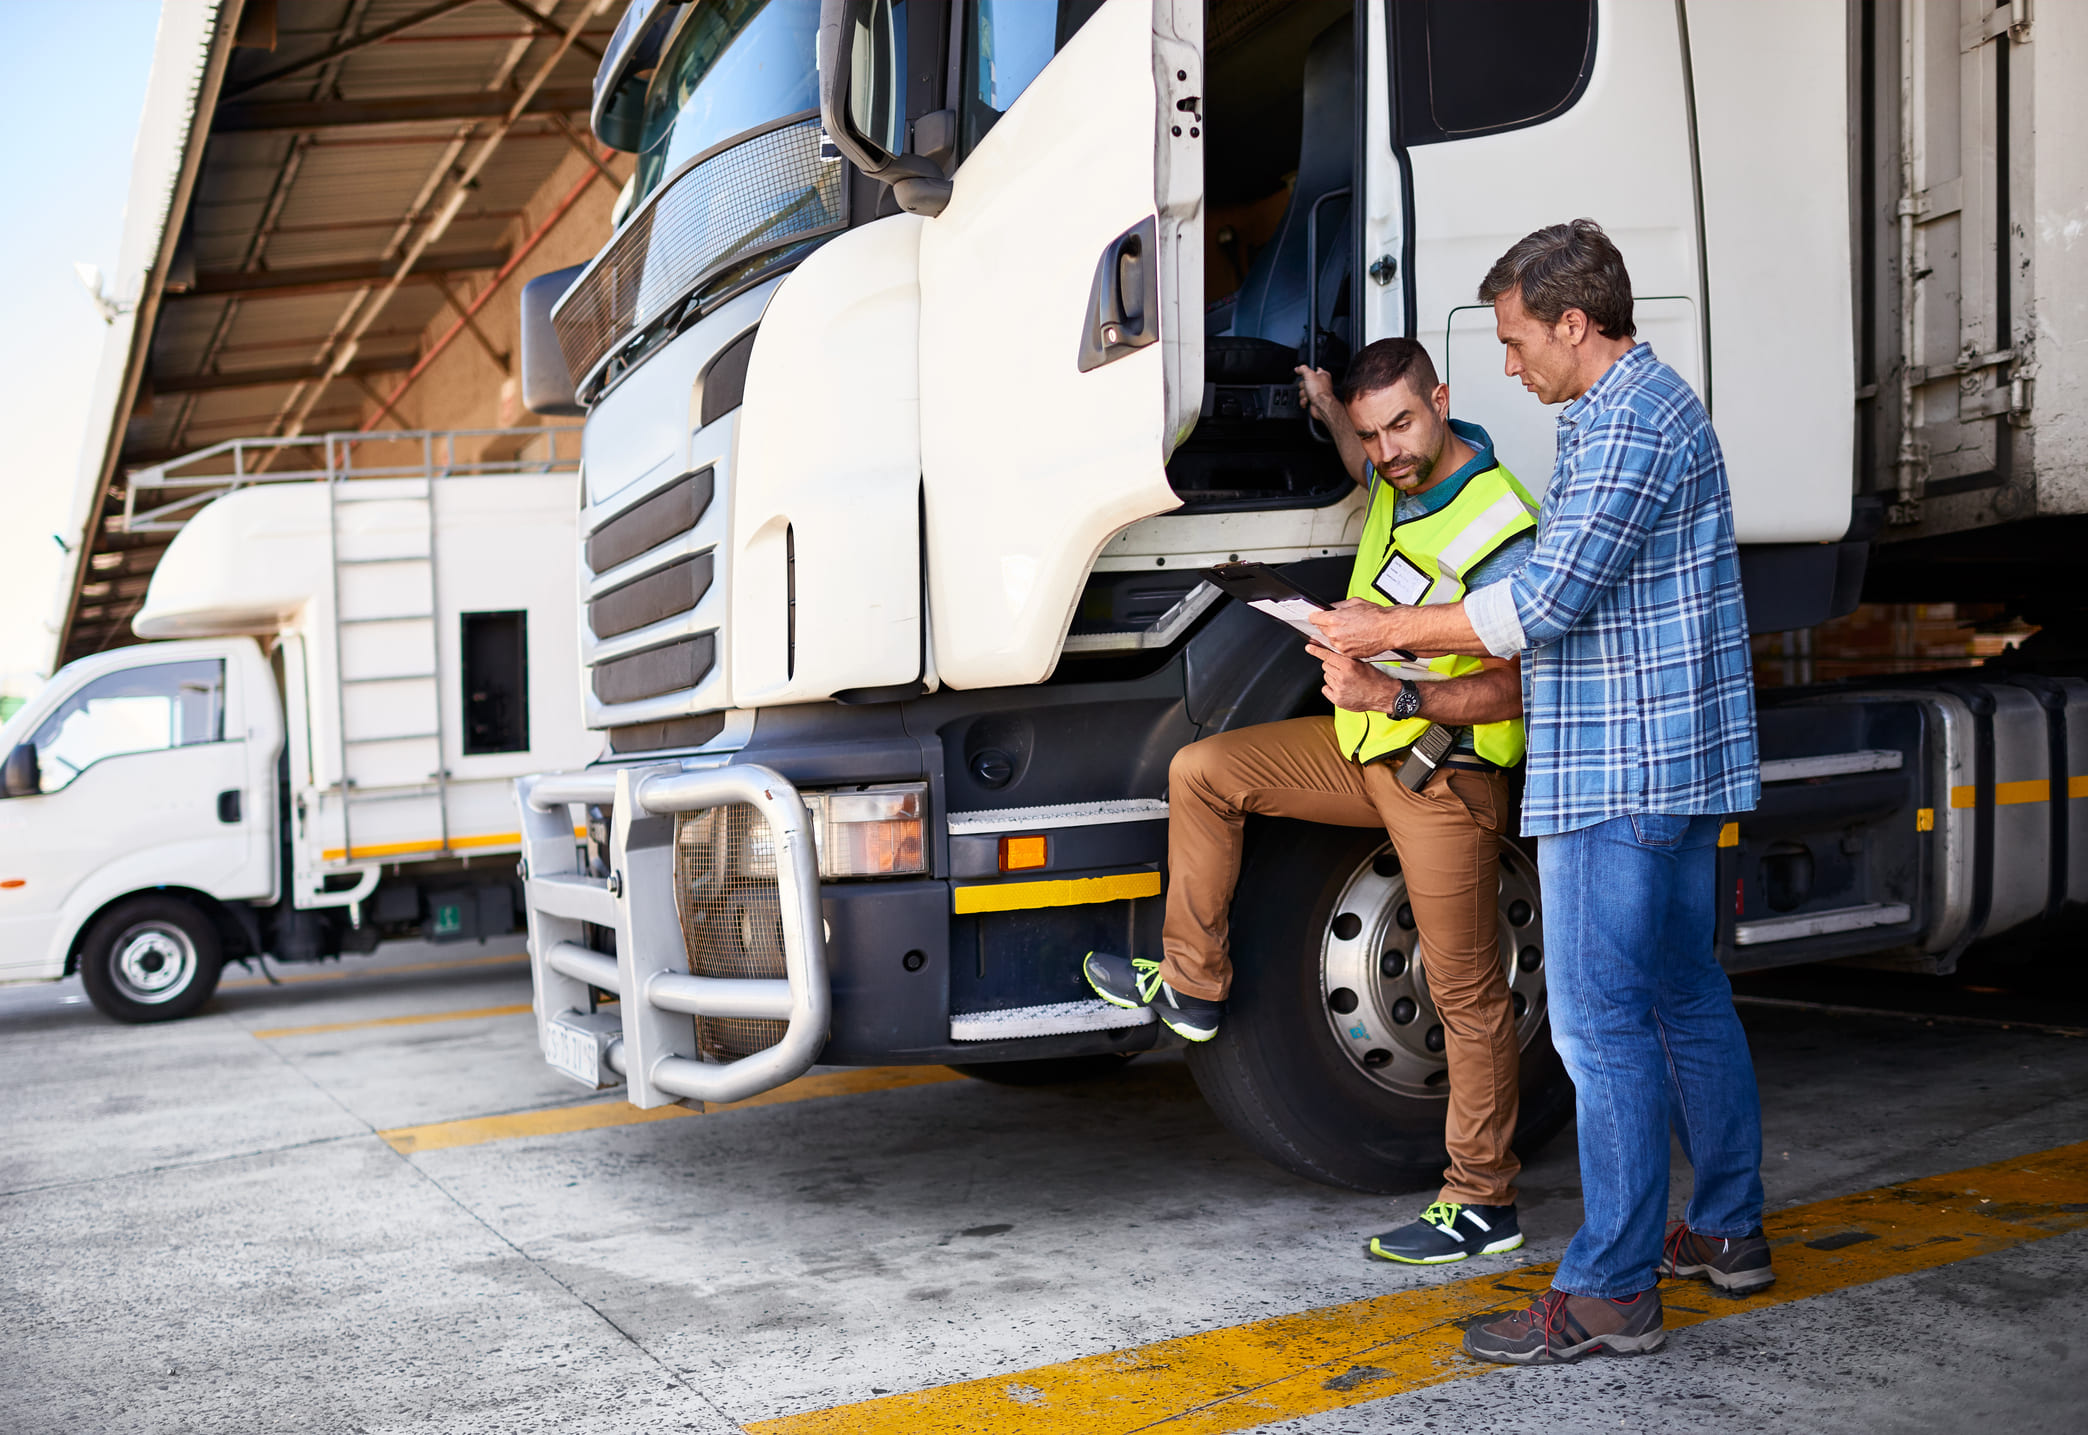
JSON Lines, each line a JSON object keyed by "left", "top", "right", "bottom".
{"left": 59, "top": 0, "right": 621, "bottom": 661}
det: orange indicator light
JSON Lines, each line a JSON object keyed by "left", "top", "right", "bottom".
{"left": 998, "top": 835, "right": 1048, "bottom": 872}
{"left": 0, "top": 879, "right": 22, "bottom": 889}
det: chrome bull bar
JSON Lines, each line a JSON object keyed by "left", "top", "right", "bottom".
{"left": 515, "top": 762, "right": 831, "bottom": 1107}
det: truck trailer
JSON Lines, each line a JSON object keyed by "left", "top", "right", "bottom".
{"left": 0, "top": 434, "right": 598, "bottom": 1022}
{"left": 510, "top": 0, "right": 2088, "bottom": 1191}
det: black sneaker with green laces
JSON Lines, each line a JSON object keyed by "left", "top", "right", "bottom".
{"left": 1082, "top": 951, "right": 1224, "bottom": 1042}
{"left": 1367, "top": 1200, "right": 1524, "bottom": 1265}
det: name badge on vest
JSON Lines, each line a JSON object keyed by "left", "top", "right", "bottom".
{"left": 1373, "top": 551, "right": 1431, "bottom": 606}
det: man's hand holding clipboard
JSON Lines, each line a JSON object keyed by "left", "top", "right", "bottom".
{"left": 1200, "top": 563, "right": 1439, "bottom": 713}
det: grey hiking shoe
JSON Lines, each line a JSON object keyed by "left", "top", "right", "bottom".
{"left": 1662, "top": 1221, "right": 1775, "bottom": 1295}
{"left": 1462, "top": 1287, "right": 1666, "bottom": 1365}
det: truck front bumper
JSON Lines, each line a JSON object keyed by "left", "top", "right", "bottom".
{"left": 515, "top": 761, "right": 830, "bottom": 1108}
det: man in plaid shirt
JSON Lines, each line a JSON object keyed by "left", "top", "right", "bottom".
{"left": 1310, "top": 220, "right": 1767, "bottom": 1364}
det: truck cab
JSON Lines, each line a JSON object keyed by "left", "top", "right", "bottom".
{"left": 0, "top": 639, "right": 281, "bottom": 1014}
{"left": 516, "top": 0, "right": 1872, "bottom": 1190}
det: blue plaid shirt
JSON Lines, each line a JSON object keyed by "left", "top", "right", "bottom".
{"left": 1465, "top": 344, "right": 1759, "bottom": 836}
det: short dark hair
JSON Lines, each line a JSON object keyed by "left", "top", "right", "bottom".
{"left": 1339, "top": 337, "right": 1440, "bottom": 406}
{"left": 1477, "top": 218, "right": 1636, "bottom": 339}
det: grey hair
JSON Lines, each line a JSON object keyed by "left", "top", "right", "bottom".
{"left": 1477, "top": 218, "right": 1636, "bottom": 339}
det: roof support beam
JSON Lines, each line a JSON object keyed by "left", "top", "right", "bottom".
{"left": 168, "top": 251, "right": 509, "bottom": 301}
{"left": 214, "top": 86, "right": 593, "bottom": 133}
{"left": 220, "top": 0, "right": 482, "bottom": 101}
{"left": 147, "top": 357, "right": 413, "bottom": 397}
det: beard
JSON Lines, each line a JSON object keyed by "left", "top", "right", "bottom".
{"left": 1382, "top": 434, "right": 1446, "bottom": 490}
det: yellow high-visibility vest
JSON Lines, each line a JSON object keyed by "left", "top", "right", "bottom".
{"left": 1333, "top": 460, "right": 1537, "bottom": 767}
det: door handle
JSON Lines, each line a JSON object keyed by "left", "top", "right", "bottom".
{"left": 217, "top": 789, "right": 242, "bottom": 824}
{"left": 1077, "top": 217, "right": 1161, "bottom": 373}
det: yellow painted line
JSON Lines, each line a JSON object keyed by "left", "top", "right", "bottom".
{"left": 748, "top": 1139, "right": 2088, "bottom": 1435}
{"left": 378, "top": 1064, "right": 966, "bottom": 1154}
{"left": 1717, "top": 821, "right": 1739, "bottom": 848}
{"left": 219, "top": 951, "right": 527, "bottom": 989}
{"left": 1949, "top": 780, "right": 2052, "bottom": 810}
{"left": 251, "top": 1002, "right": 534, "bottom": 1040}
{"left": 953, "top": 870, "right": 1162, "bottom": 915}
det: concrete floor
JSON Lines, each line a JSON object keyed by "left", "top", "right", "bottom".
{"left": 1, "top": 939, "right": 2084, "bottom": 1434}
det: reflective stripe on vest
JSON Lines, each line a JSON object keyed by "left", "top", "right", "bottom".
{"left": 1333, "top": 461, "right": 1537, "bottom": 768}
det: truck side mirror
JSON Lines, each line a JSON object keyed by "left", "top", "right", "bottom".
{"left": 520, "top": 265, "right": 585, "bottom": 417}
{"left": 818, "top": 0, "right": 954, "bottom": 217}
{"left": 2, "top": 743, "right": 40, "bottom": 798}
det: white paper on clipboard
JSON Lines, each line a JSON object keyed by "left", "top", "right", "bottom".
{"left": 1254, "top": 598, "right": 1427, "bottom": 671}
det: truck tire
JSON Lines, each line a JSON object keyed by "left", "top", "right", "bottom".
{"left": 1187, "top": 818, "right": 1572, "bottom": 1193}
{"left": 78, "top": 895, "right": 225, "bottom": 1024}
{"left": 951, "top": 1053, "right": 1139, "bottom": 1086}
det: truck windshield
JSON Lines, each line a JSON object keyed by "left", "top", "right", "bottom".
{"left": 633, "top": 0, "right": 821, "bottom": 204}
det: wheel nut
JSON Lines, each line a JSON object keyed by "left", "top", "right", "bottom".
{"left": 1424, "top": 1024, "right": 1445, "bottom": 1053}
{"left": 1392, "top": 997, "right": 1417, "bottom": 1025}
{"left": 1380, "top": 949, "right": 1407, "bottom": 979}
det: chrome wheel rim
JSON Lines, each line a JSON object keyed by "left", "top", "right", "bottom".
{"left": 1319, "top": 843, "right": 1547, "bottom": 1098}
{"left": 110, "top": 922, "right": 199, "bottom": 1004}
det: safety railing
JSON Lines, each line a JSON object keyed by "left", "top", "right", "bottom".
{"left": 515, "top": 761, "right": 831, "bottom": 1108}
{"left": 120, "top": 426, "right": 583, "bottom": 534}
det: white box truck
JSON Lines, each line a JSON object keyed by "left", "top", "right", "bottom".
{"left": 508, "top": 0, "right": 2088, "bottom": 1190}
{"left": 0, "top": 434, "right": 599, "bottom": 1021}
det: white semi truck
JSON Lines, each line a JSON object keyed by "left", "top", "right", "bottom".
{"left": 0, "top": 436, "right": 598, "bottom": 1021}
{"left": 510, "top": 0, "right": 2088, "bottom": 1190}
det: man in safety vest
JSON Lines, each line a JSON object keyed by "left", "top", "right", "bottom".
{"left": 1084, "top": 337, "right": 1537, "bottom": 1266}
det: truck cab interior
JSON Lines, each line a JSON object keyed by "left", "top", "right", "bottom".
{"left": 1167, "top": 0, "right": 1356, "bottom": 515}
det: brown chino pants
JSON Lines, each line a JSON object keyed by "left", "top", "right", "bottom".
{"left": 1160, "top": 716, "right": 1521, "bottom": 1206}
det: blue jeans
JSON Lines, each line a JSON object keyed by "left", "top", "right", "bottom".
{"left": 1539, "top": 813, "right": 1765, "bottom": 1297}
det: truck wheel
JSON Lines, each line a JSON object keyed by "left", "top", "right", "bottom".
{"left": 78, "top": 896, "right": 224, "bottom": 1024}
{"left": 1187, "top": 819, "right": 1572, "bottom": 1193}
{"left": 950, "top": 1053, "right": 1139, "bottom": 1086}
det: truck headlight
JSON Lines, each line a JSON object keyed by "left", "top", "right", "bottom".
{"left": 801, "top": 783, "right": 926, "bottom": 879}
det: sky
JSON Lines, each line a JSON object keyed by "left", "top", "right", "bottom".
{"left": 0, "top": 0, "right": 162, "bottom": 694}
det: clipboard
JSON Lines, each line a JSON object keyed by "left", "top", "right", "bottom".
{"left": 1200, "top": 562, "right": 1420, "bottom": 666}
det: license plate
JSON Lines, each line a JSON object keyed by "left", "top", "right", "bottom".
{"left": 544, "top": 1011, "right": 621, "bottom": 1089}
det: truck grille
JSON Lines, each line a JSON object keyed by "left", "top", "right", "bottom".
{"left": 551, "top": 113, "right": 845, "bottom": 386}
{"left": 674, "top": 803, "right": 787, "bottom": 1061}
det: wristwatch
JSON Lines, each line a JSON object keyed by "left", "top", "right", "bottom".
{"left": 1391, "top": 678, "right": 1423, "bottom": 721}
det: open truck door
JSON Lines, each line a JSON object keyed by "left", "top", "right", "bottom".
{"left": 821, "top": 0, "right": 1203, "bottom": 690}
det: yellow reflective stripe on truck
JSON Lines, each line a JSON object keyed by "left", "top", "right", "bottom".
{"left": 1947, "top": 778, "right": 2078, "bottom": 809}
{"left": 321, "top": 825, "right": 589, "bottom": 862}
{"left": 952, "top": 870, "right": 1162, "bottom": 915}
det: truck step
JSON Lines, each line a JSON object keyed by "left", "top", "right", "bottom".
{"left": 1760, "top": 750, "right": 1904, "bottom": 783}
{"left": 949, "top": 999, "right": 1155, "bottom": 1042}
{"left": 1735, "top": 902, "right": 1913, "bottom": 947}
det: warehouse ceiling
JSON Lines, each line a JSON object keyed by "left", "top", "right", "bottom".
{"left": 60, "top": 0, "right": 616, "bottom": 663}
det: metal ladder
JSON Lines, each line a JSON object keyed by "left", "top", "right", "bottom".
{"left": 325, "top": 434, "right": 450, "bottom": 863}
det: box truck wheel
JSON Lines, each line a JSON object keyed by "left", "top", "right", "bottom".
{"left": 1187, "top": 819, "right": 1572, "bottom": 1194}
{"left": 950, "top": 1053, "right": 1139, "bottom": 1086}
{"left": 78, "top": 896, "right": 225, "bottom": 1024}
